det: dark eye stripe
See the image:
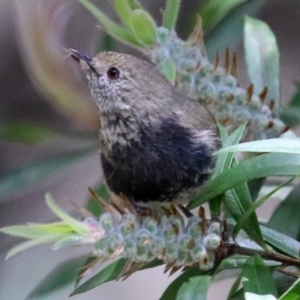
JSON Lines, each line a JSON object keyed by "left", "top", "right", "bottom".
{"left": 107, "top": 67, "right": 120, "bottom": 80}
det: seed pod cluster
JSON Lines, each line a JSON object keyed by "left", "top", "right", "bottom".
{"left": 151, "top": 26, "right": 287, "bottom": 141}
{"left": 83, "top": 206, "right": 223, "bottom": 272}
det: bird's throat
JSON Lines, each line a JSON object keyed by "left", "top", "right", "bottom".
{"left": 99, "top": 112, "right": 141, "bottom": 152}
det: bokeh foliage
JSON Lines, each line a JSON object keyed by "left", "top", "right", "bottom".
{"left": 2, "top": 0, "right": 300, "bottom": 299}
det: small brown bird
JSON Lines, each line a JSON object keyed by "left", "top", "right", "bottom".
{"left": 69, "top": 49, "right": 220, "bottom": 209}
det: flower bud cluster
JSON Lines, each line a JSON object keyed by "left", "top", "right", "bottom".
{"left": 83, "top": 210, "right": 223, "bottom": 270}
{"left": 151, "top": 27, "right": 286, "bottom": 141}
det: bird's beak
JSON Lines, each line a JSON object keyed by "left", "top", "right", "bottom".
{"left": 68, "top": 48, "right": 97, "bottom": 74}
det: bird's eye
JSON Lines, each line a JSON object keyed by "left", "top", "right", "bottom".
{"left": 107, "top": 67, "right": 120, "bottom": 80}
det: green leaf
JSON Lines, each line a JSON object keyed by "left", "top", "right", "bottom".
{"left": 71, "top": 258, "right": 127, "bottom": 296}
{"left": 176, "top": 275, "right": 212, "bottom": 300}
{"left": 46, "top": 194, "right": 89, "bottom": 235}
{"left": 224, "top": 183, "right": 266, "bottom": 248}
{"left": 260, "top": 225, "right": 300, "bottom": 259}
{"left": 130, "top": 9, "right": 157, "bottom": 45}
{"left": 209, "top": 194, "right": 224, "bottom": 219}
{"left": 1, "top": 224, "right": 72, "bottom": 239}
{"left": 213, "top": 123, "right": 247, "bottom": 175}
{"left": 0, "top": 122, "right": 56, "bottom": 144}
{"left": 192, "top": 124, "right": 265, "bottom": 247}
{"left": 159, "top": 267, "right": 203, "bottom": 300}
{"left": 248, "top": 178, "right": 265, "bottom": 202}
{"left": 75, "top": 256, "right": 99, "bottom": 287}
{"left": 26, "top": 256, "right": 86, "bottom": 299}
{"left": 229, "top": 288, "right": 245, "bottom": 300}
{"left": 1, "top": 222, "right": 76, "bottom": 258}
{"left": 214, "top": 255, "right": 278, "bottom": 274}
{"left": 242, "top": 254, "right": 277, "bottom": 298}
{"left": 244, "top": 16, "right": 280, "bottom": 115}
{"left": 0, "top": 146, "right": 96, "bottom": 201}
{"left": 140, "top": 259, "right": 163, "bottom": 270}
{"left": 216, "top": 138, "right": 300, "bottom": 155}
{"left": 233, "top": 176, "right": 296, "bottom": 238}
{"left": 29, "top": 222, "right": 75, "bottom": 234}
{"left": 78, "top": 0, "right": 142, "bottom": 48}
{"left": 163, "top": 0, "right": 181, "bottom": 30}
{"left": 111, "top": 0, "right": 133, "bottom": 28}
{"left": 227, "top": 273, "right": 242, "bottom": 300}
{"left": 205, "top": 0, "right": 265, "bottom": 60}
{"left": 268, "top": 183, "right": 300, "bottom": 240}
{"left": 210, "top": 123, "right": 246, "bottom": 217}
{"left": 279, "top": 278, "right": 300, "bottom": 300}
{"left": 189, "top": 153, "right": 300, "bottom": 208}
{"left": 127, "top": 0, "right": 143, "bottom": 10}
{"left": 5, "top": 238, "right": 60, "bottom": 259}
{"left": 75, "top": 258, "right": 161, "bottom": 291}
{"left": 158, "top": 58, "right": 177, "bottom": 84}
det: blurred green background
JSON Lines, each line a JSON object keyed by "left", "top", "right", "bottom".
{"left": 1, "top": 0, "right": 300, "bottom": 299}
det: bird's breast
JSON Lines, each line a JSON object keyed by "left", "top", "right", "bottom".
{"left": 100, "top": 117, "right": 218, "bottom": 204}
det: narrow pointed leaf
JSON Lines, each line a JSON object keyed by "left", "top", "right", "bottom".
{"left": 216, "top": 138, "right": 300, "bottom": 155}
{"left": 176, "top": 275, "right": 212, "bottom": 300}
{"left": 159, "top": 267, "right": 203, "bottom": 300}
{"left": 111, "top": 0, "right": 133, "bottom": 28}
{"left": 46, "top": 194, "right": 89, "bottom": 235}
{"left": 71, "top": 259, "right": 127, "bottom": 296}
{"left": 189, "top": 153, "right": 300, "bottom": 208}
{"left": 260, "top": 225, "right": 300, "bottom": 259}
{"left": 6, "top": 238, "right": 59, "bottom": 259}
{"left": 194, "top": 123, "right": 264, "bottom": 247}
{"left": 127, "top": 0, "right": 143, "bottom": 10}
{"left": 78, "top": 0, "right": 142, "bottom": 48}
{"left": 233, "top": 176, "right": 296, "bottom": 238}
{"left": 227, "top": 273, "right": 242, "bottom": 300}
{"left": 158, "top": 59, "right": 177, "bottom": 84}
{"left": 213, "top": 123, "right": 247, "bottom": 175}
{"left": 228, "top": 288, "right": 245, "bottom": 300}
{"left": 130, "top": 9, "right": 157, "bottom": 45}
{"left": 244, "top": 16, "right": 280, "bottom": 115}
{"left": 163, "top": 0, "right": 181, "bottom": 30}
{"left": 1, "top": 225, "right": 71, "bottom": 239}
{"left": 210, "top": 123, "right": 246, "bottom": 217}
{"left": 242, "top": 254, "right": 277, "bottom": 297}
{"left": 29, "top": 222, "right": 75, "bottom": 234}
{"left": 75, "top": 256, "right": 99, "bottom": 287}
{"left": 225, "top": 183, "right": 266, "bottom": 249}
